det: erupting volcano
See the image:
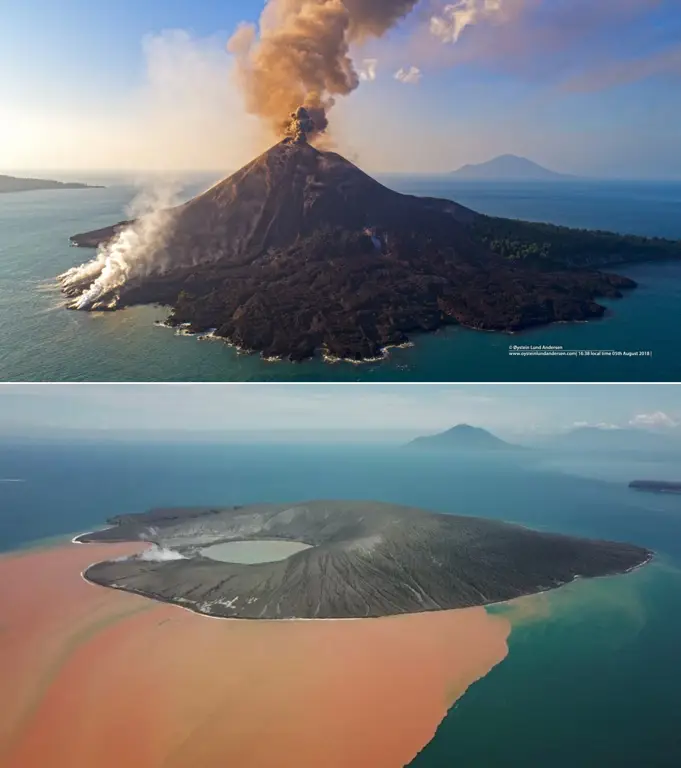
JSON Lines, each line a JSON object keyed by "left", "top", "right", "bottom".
{"left": 60, "top": 126, "right": 679, "bottom": 361}
{"left": 57, "top": 0, "right": 681, "bottom": 361}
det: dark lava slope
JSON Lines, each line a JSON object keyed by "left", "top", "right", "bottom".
{"left": 81, "top": 501, "right": 652, "bottom": 620}
{"left": 59, "top": 139, "right": 672, "bottom": 361}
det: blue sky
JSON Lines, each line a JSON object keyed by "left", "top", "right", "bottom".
{"left": 0, "top": 384, "right": 679, "bottom": 440}
{"left": 1, "top": 0, "right": 681, "bottom": 175}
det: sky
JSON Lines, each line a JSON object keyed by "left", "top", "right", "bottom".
{"left": 0, "top": 384, "right": 679, "bottom": 442}
{"left": 1, "top": 0, "right": 681, "bottom": 176}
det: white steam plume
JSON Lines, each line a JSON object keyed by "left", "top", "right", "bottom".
{"left": 139, "top": 545, "right": 187, "bottom": 562}
{"left": 59, "top": 182, "right": 180, "bottom": 310}
{"left": 430, "top": 0, "right": 505, "bottom": 43}
{"left": 359, "top": 58, "right": 379, "bottom": 81}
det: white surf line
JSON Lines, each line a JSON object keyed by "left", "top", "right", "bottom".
{"left": 0, "top": 478, "right": 25, "bottom": 483}
{"left": 71, "top": 526, "right": 115, "bottom": 544}
{"left": 624, "top": 551, "right": 655, "bottom": 574}
{"left": 71, "top": 532, "right": 101, "bottom": 544}
{"left": 79, "top": 563, "right": 367, "bottom": 624}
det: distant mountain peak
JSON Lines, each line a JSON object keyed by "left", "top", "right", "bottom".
{"left": 451, "top": 155, "right": 575, "bottom": 181}
{"left": 408, "top": 424, "right": 523, "bottom": 451}
{"left": 441, "top": 424, "right": 489, "bottom": 436}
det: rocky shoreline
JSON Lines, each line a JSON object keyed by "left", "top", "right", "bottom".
{"left": 61, "top": 140, "right": 679, "bottom": 362}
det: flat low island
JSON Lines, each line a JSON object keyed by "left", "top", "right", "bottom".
{"left": 629, "top": 480, "right": 681, "bottom": 494}
{"left": 0, "top": 173, "right": 102, "bottom": 194}
{"left": 78, "top": 500, "right": 652, "bottom": 620}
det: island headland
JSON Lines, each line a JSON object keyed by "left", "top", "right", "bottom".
{"left": 59, "top": 130, "right": 681, "bottom": 362}
{"left": 629, "top": 480, "right": 681, "bottom": 494}
{"left": 78, "top": 500, "right": 652, "bottom": 620}
{"left": 0, "top": 174, "right": 103, "bottom": 194}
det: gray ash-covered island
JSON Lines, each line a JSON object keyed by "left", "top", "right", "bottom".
{"left": 78, "top": 500, "right": 653, "bottom": 620}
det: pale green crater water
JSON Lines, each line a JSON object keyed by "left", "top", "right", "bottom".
{"left": 200, "top": 539, "right": 312, "bottom": 564}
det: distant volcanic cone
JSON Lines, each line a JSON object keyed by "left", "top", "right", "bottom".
{"left": 61, "top": 135, "right": 640, "bottom": 361}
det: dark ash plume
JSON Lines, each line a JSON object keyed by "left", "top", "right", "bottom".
{"left": 227, "top": 0, "right": 420, "bottom": 140}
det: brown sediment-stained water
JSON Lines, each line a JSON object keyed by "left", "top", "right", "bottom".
{"left": 0, "top": 542, "right": 511, "bottom": 768}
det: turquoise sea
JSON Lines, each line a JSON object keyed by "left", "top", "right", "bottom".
{"left": 1, "top": 177, "right": 680, "bottom": 382}
{"left": 1, "top": 439, "right": 680, "bottom": 765}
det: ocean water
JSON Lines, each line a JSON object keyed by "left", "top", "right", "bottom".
{"left": 1, "top": 178, "right": 680, "bottom": 382}
{"left": 1, "top": 439, "right": 680, "bottom": 765}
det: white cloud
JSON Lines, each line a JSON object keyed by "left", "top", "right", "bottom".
{"left": 629, "top": 412, "right": 679, "bottom": 429}
{"left": 394, "top": 66, "right": 422, "bottom": 84}
{"left": 0, "top": 384, "right": 525, "bottom": 437}
{"left": 430, "top": 0, "right": 505, "bottom": 44}
{"left": 358, "top": 58, "right": 378, "bottom": 81}
{"left": 3, "top": 385, "right": 680, "bottom": 443}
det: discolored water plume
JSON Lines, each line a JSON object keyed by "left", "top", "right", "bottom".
{"left": 0, "top": 541, "right": 150, "bottom": 761}
{"left": 1, "top": 541, "right": 510, "bottom": 768}
{"left": 227, "top": 0, "right": 420, "bottom": 140}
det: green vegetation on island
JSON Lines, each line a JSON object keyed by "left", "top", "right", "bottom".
{"left": 471, "top": 214, "right": 681, "bottom": 269}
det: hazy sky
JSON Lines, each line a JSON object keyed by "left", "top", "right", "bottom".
{"left": 0, "top": 384, "right": 679, "bottom": 441}
{"left": 1, "top": 0, "right": 680, "bottom": 176}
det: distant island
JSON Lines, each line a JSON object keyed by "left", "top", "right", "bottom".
{"left": 0, "top": 173, "right": 103, "bottom": 194}
{"left": 451, "top": 154, "right": 577, "bottom": 181}
{"left": 629, "top": 480, "right": 681, "bottom": 494}
{"left": 408, "top": 424, "right": 524, "bottom": 452}
{"left": 77, "top": 500, "right": 651, "bottom": 620}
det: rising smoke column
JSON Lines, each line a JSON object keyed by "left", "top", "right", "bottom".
{"left": 227, "top": 0, "right": 421, "bottom": 140}
{"left": 59, "top": 184, "right": 179, "bottom": 310}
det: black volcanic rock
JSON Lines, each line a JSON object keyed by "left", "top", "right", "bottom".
{"left": 629, "top": 480, "right": 681, "bottom": 494}
{"left": 62, "top": 139, "right": 681, "bottom": 361}
{"left": 80, "top": 500, "right": 651, "bottom": 620}
{"left": 408, "top": 424, "right": 523, "bottom": 451}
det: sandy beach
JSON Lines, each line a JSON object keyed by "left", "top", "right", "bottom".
{"left": 0, "top": 541, "right": 511, "bottom": 768}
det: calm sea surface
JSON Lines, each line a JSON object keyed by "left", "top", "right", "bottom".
{"left": 1, "top": 178, "right": 680, "bottom": 381}
{"left": 1, "top": 440, "right": 680, "bottom": 765}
